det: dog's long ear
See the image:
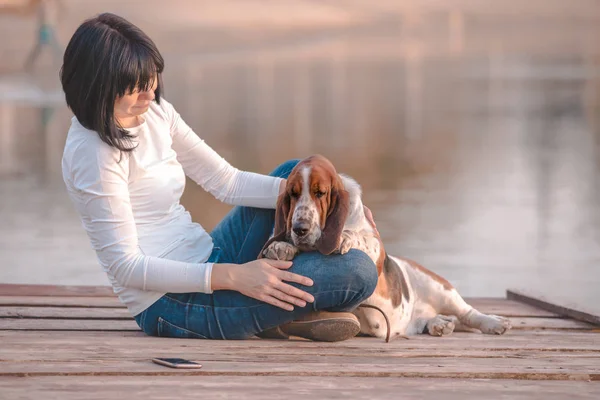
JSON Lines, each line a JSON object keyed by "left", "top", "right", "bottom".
{"left": 258, "top": 191, "right": 291, "bottom": 259}
{"left": 315, "top": 180, "right": 350, "bottom": 255}
{"left": 273, "top": 191, "right": 291, "bottom": 238}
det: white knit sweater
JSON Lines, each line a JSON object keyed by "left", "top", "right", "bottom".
{"left": 62, "top": 98, "right": 282, "bottom": 316}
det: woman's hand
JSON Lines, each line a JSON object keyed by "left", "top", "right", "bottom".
{"left": 211, "top": 259, "right": 314, "bottom": 311}
{"left": 363, "top": 205, "right": 379, "bottom": 236}
{"left": 279, "top": 179, "right": 287, "bottom": 196}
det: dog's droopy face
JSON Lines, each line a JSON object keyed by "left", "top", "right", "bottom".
{"left": 274, "top": 155, "right": 350, "bottom": 255}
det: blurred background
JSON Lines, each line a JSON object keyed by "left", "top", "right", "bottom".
{"left": 0, "top": 1, "right": 599, "bottom": 306}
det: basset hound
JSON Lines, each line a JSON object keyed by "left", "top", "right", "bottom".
{"left": 260, "top": 155, "right": 511, "bottom": 341}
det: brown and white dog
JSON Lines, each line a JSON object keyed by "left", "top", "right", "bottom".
{"left": 260, "top": 155, "right": 511, "bottom": 340}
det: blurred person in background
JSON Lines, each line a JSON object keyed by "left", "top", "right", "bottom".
{"left": 60, "top": 13, "right": 377, "bottom": 342}
{"left": 0, "top": 0, "right": 63, "bottom": 69}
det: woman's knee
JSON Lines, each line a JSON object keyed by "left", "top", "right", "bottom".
{"left": 340, "top": 249, "right": 378, "bottom": 299}
{"left": 294, "top": 249, "right": 378, "bottom": 300}
{"left": 269, "top": 159, "right": 301, "bottom": 179}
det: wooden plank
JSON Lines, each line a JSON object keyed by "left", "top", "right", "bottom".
{"left": 1, "top": 376, "right": 598, "bottom": 400}
{"left": 0, "top": 286, "right": 557, "bottom": 318}
{"left": 0, "top": 306, "right": 564, "bottom": 324}
{"left": 0, "top": 284, "right": 115, "bottom": 297}
{"left": 0, "top": 296, "right": 124, "bottom": 308}
{"left": 467, "top": 298, "right": 560, "bottom": 318}
{"left": 508, "top": 289, "right": 600, "bottom": 326}
{"left": 509, "top": 317, "right": 596, "bottom": 330}
{"left": 0, "top": 297, "right": 570, "bottom": 325}
{"left": 1, "top": 326, "right": 598, "bottom": 358}
{"left": 0, "top": 316, "right": 592, "bottom": 331}
{"left": 1, "top": 330, "right": 598, "bottom": 381}
{"left": 0, "top": 307, "right": 132, "bottom": 319}
{"left": 0, "top": 357, "right": 598, "bottom": 380}
{"left": 2, "top": 341, "right": 598, "bottom": 362}
{"left": 2, "top": 331, "right": 599, "bottom": 353}
{"left": 0, "top": 288, "right": 558, "bottom": 318}
{"left": 6, "top": 296, "right": 539, "bottom": 315}
{"left": 0, "top": 319, "right": 140, "bottom": 331}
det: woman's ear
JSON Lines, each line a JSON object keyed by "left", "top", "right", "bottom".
{"left": 315, "top": 183, "right": 350, "bottom": 255}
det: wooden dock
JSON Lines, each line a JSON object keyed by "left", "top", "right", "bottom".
{"left": 0, "top": 285, "right": 599, "bottom": 399}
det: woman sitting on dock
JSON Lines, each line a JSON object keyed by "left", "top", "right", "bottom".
{"left": 59, "top": 13, "right": 377, "bottom": 342}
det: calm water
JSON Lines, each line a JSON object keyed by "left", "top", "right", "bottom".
{"left": 1, "top": 2, "right": 599, "bottom": 309}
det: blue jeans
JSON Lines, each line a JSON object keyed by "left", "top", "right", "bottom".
{"left": 134, "top": 160, "right": 378, "bottom": 339}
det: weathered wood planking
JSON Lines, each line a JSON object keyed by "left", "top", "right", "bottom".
{"left": 0, "top": 318, "right": 140, "bottom": 331}
{"left": 0, "top": 286, "right": 598, "bottom": 391}
{"left": 0, "top": 285, "right": 564, "bottom": 318}
{"left": 2, "top": 342, "right": 598, "bottom": 362}
{"left": 508, "top": 289, "right": 600, "bottom": 326}
{"left": 0, "top": 306, "right": 132, "bottom": 319}
{"left": 1, "top": 357, "right": 598, "bottom": 380}
{"left": 2, "top": 330, "right": 600, "bottom": 351}
{"left": 0, "top": 296, "right": 123, "bottom": 308}
{"left": 508, "top": 317, "right": 596, "bottom": 330}
{"left": 0, "top": 316, "right": 592, "bottom": 331}
{"left": 0, "top": 297, "right": 561, "bottom": 318}
{"left": 467, "top": 298, "right": 560, "bottom": 317}
{"left": 1, "top": 377, "right": 598, "bottom": 400}
{"left": 0, "top": 284, "right": 114, "bottom": 297}
{"left": 0, "top": 305, "right": 557, "bottom": 320}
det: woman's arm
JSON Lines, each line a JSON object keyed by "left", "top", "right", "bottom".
{"left": 64, "top": 139, "right": 213, "bottom": 294}
{"left": 163, "top": 99, "right": 282, "bottom": 209}
{"left": 64, "top": 138, "right": 312, "bottom": 309}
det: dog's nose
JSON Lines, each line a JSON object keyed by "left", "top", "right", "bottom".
{"left": 292, "top": 223, "right": 310, "bottom": 238}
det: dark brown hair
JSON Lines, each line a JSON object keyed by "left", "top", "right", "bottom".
{"left": 60, "top": 13, "right": 164, "bottom": 152}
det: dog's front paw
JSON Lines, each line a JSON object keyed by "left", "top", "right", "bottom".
{"left": 479, "top": 315, "right": 512, "bottom": 335}
{"left": 338, "top": 232, "right": 355, "bottom": 255}
{"left": 262, "top": 241, "right": 299, "bottom": 261}
{"left": 426, "top": 315, "right": 456, "bottom": 337}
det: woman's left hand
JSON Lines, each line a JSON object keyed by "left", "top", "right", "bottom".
{"left": 279, "top": 179, "right": 287, "bottom": 196}
{"left": 363, "top": 205, "right": 379, "bottom": 236}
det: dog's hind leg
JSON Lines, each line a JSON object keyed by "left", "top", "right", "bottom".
{"left": 403, "top": 257, "right": 512, "bottom": 335}
{"left": 434, "top": 287, "right": 511, "bottom": 335}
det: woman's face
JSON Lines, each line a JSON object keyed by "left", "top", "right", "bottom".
{"left": 114, "top": 78, "right": 158, "bottom": 121}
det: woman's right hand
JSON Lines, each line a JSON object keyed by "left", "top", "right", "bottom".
{"left": 211, "top": 259, "right": 315, "bottom": 311}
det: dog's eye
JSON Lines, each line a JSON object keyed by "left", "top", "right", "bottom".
{"left": 315, "top": 191, "right": 326, "bottom": 198}
{"left": 290, "top": 191, "right": 299, "bottom": 199}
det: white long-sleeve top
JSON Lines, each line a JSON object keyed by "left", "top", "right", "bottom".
{"left": 62, "top": 98, "right": 282, "bottom": 316}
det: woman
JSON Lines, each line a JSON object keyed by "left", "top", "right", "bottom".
{"left": 60, "top": 13, "right": 377, "bottom": 341}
